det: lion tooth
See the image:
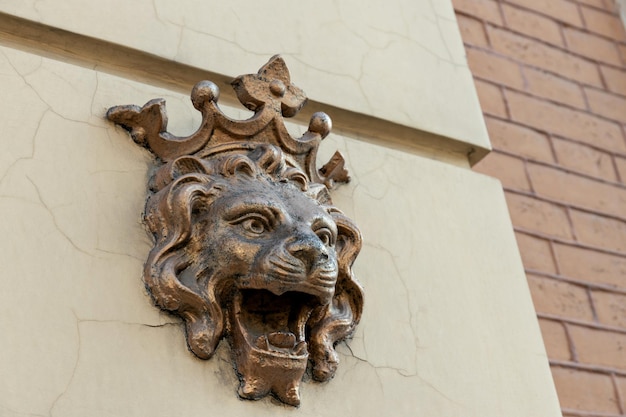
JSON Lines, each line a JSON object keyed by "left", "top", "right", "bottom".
{"left": 255, "top": 334, "right": 269, "bottom": 350}
{"left": 294, "top": 341, "right": 307, "bottom": 355}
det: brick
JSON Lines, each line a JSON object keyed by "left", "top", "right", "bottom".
{"left": 504, "top": 0, "right": 583, "bottom": 27}
{"left": 592, "top": 290, "right": 626, "bottom": 328}
{"left": 619, "top": 43, "right": 626, "bottom": 64}
{"left": 569, "top": 325, "right": 626, "bottom": 371}
{"left": 528, "top": 164, "right": 626, "bottom": 219}
{"left": 523, "top": 67, "right": 586, "bottom": 109}
{"left": 484, "top": 117, "right": 554, "bottom": 162}
{"left": 617, "top": 157, "right": 626, "bottom": 183}
{"left": 577, "top": 0, "right": 608, "bottom": 9}
{"left": 502, "top": 4, "right": 564, "bottom": 46}
{"left": 553, "top": 138, "right": 617, "bottom": 182}
{"left": 466, "top": 48, "right": 525, "bottom": 89}
{"left": 515, "top": 232, "right": 558, "bottom": 273}
{"left": 564, "top": 27, "right": 622, "bottom": 65}
{"left": 617, "top": 376, "right": 626, "bottom": 412}
{"left": 581, "top": 6, "right": 626, "bottom": 42}
{"left": 457, "top": 14, "right": 489, "bottom": 47}
{"left": 489, "top": 27, "right": 603, "bottom": 87}
{"left": 506, "top": 90, "right": 625, "bottom": 153}
{"left": 452, "top": 0, "right": 503, "bottom": 25}
{"left": 552, "top": 367, "right": 619, "bottom": 414}
{"left": 528, "top": 275, "right": 594, "bottom": 320}
{"left": 601, "top": 65, "right": 626, "bottom": 96}
{"left": 474, "top": 79, "right": 507, "bottom": 117}
{"left": 473, "top": 152, "right": 532, "bottom": 191}
{"left": 570, "top": 209, "right": 626, "bottom": 253}
{"left": 585, "top": 87, "right": 626, "bottom": 122}
{"left": 538, "top": 318, "right": 572, "bottom": 360}
{"left": 505, "top": 192, "right": 572, "bottom": 238}
{"left": 554, "top": 243, "right": 626, "bottom": 289}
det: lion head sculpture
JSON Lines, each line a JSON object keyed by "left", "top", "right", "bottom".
{"left": 107, "top": 56, "right": 363, "bottom": 406}
{"left": 143, "top": 144, "right": 362, "bottom": 405}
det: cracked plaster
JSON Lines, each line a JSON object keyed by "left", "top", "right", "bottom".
{"left": 0, "top": 0, "right": 489, "bottom": 152}
{"left": 0, "top": 45, "right": 560, "bottom": 416}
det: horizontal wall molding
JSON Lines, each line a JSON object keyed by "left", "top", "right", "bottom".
{"left": 0, "top": 11, "right": 484, "bottom": 168}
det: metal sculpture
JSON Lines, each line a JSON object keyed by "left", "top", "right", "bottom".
{"left": 107, "top": 56, "right": 363, "bottom": 406}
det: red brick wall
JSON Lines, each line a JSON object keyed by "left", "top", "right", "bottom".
{"left": 452, "top": 0, "right": 626, "bottom": 415}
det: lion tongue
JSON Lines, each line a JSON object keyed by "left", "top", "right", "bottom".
{"left": 255, "top": 332, "right": 307, "bottom": 355}
{"left": 267, "top": 331, "right": 296, "bottom": 348}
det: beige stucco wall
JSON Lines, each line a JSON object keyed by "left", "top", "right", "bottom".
{"left": 0, "top": 2, "right": 561, "bottom": 416}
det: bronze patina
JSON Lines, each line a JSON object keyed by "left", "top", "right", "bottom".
{"left": 106, "top": 56, "right": 363, "bottom": 406}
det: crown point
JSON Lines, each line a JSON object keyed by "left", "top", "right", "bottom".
{"left": 191, "top": 81, "right": 219, "bottom": 111}
{"left": 308, "top": 112, "right": 332, "bottom": 139}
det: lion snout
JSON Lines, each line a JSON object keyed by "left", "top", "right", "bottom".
{"left": 284, "top": 233, "right": 332, "bottom": 274}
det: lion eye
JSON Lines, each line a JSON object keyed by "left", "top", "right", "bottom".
{"left": 315, "top": 228, "right": 335, "bottom": 247}
{"left": 242, "top": 218, "right": 265, "bottom": 234}
{"left": 232, "top": 214, "right": 270, "bottom": 235}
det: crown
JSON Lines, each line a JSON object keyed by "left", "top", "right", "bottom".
{"left": 106, "top": 55, "right": 349, "bottom": 188}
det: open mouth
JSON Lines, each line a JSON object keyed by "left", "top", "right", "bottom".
{"left": 229, "top": 289, "right": 322, "bottom": 406}
{"left": 233, "top": 289, "right": 318, "bottom": 357}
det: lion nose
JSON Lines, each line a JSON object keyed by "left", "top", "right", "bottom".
{"left": 285, "top": 232, "right": 329, "bottom": 270}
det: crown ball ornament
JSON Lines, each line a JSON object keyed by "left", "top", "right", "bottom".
{"left": 107, "top": 55, "right": 363, "bottom": 407}
{"left": 191, "top": 80, "right": 219, "bottom": 109}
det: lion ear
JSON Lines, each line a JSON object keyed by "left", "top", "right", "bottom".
{"left": 150, "top": 156, "right": 209, "bottom": 191}
{"left": 305, "top": 183, "right": 332, "bottom": 205}
{"left": 308, "top": 212, "right": 364, "bottom": 382}
{"left": 333, "top": 213, "right": 361, "bottom": 270}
